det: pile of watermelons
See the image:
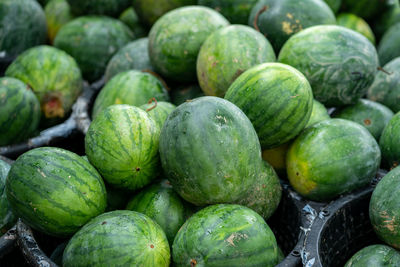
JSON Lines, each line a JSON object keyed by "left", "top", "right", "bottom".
{"left": 1, "top": 0, "right": 400, "bottom": 266}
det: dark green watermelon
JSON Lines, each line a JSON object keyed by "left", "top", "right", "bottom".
{"left": 126, "top": 179, "right": 191, "bottom": 244}
{"left": 66, "top": 0, "right": 131, "bottom": 17}
{"left": 0, "top": 159, "right": 15, "bottom": 233}
{"left": 62, "top": 210, "right": 170, "bottom": 266}
{"left": 0, "top": 0, "right": 47, "bottom": 58}
{"left": 172, "top": 204, "right": 278, "bottom": 266}
{"left": 54, "top": 16, "right": 133, "bottom": 82}
{"left": 341, "top": 0, "right": 395, "bottom": 20}
{"left": 148, "top": 6, "right": 229, "bottom": 82}
{"left": 85, "top": 105, "right": 160, "bottom": 191}
{"left": 324, "top": 0, "right": 342, "bottom": 13}
{"left": 5, "top": 45, "right": 83, "bottom": 123}
{"left": 305, "top": 99, "right": 330, "bottom": 128}
{"left": 344, "top": 244, "right": 400, "bottom": 266}
{"left": 287, "top": 119, "right": 381, "bottom": 201}
{"left": 133, "top": 0, "right": 196, "bottom": 27}
{"left": 0, "top": 77, "right": 40, "bottom": 146}
{"left": 370, "top": 166, "right": 400, "bottom": 249}
{"left": 337, "top": 13, "right": 375, "bottom": 44}
{"left": 5, "top": 147, "right": 107, "bottom": 237}
{"left": 333, "top": 99, "right": 394, "bottom": 140}
{"left": 198, "top": 0, "right": 258, "bottom": 24}
{"left": 379, "top": 112, "right": 400, "bottom": 169}
{"left": 170, "top": 85, "right": 204, "bottom": 106}
{"left": 159, "top": 96, "right": 263, "bottom": 205}
{"left": 104, "top": 38, "right": 153, "bottom": 82}
{"left": 249, "top": 0, "right": 336, "bottom": 52}
{"left": 92, "top": 70, "right": 169, "bottom": 119}
{"left": 119, "top": 7, "right": 147, "bottom": 39}
{"left": 197, "top": 25, "right": 275, "bottom": 97}
{"left": 378, "top": 22, "right": 400, "bottom": 67}
{"left": 368, "top": 57, "right": 400, "bottom": 113}
{"left": 140, "top": 101, "right": 176, "bottom": 130}
{"left": 225, "top": 63, "right": 313, "bottom": 149}
{"left": 44, "top": 0, "right": 73, "bottom": 44}
{"left": 278, "top": 25, "right": 379, "bottom": 107}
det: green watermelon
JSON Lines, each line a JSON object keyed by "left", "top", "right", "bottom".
{"left": 0, "top": 0, "right": 47, "bottom": 58}
{"left": 148, "top": 6, "right": 229, "bottom": 82}
{"left": 160, "top": 96, "right": 263, "bottom": 205}
{"left": 278, "top": 25, "right": 379, "bottom": 107}
{"left": 44, "top": 0, "right": 73, "bottom": 44}
{"left": 249, "top": 0, "right": 336, "bottom": 53}
{"left": 172, "top": 204, "right": 278, "bottom": 266}
{"left": 323, "top": 0, "right": 342, "bottom": 13}
{"left": 62, "top": 210, "right": 170, "bottom": 266}
{"left": 140, "top": 100, "right": 176, "bottom": 130}
{"left": 0, "top": 159, "right": 15, "bottom": 233}
{"left": 5, "top": 147, "right": 107, "bottom": 237}
{"left": 170, "top": 85, "right": 204, "bottom": 106}
{"left": 368, "top": 57, "right": 400, "bottom": 113}
{"left": 333, "top": 99, "right": 394, "bottom": 140}
{"left": 66, "top": 0, "right": 131, "bottom": 17}
{"left": 5, "top": 45, "right": 83, "bottom": 123}
{"left": 234, "top": 162, "right": 281, "bottom": 220}
{"left": 92, "top": 70, "right": 169, "bottom": 119}
{"left": 54, "top": 16, "right": 133, "bottom": 82}
{"left": 104, "top": 38, "right": 153, "bottom": 82}
{"left": 370, "top": 166, "right": 400, "bottom": 249}
{"left": 133, "top": 0, "right": 196, "bottom": 27}
{"left": 119, "top": 7, "right": 147, "bottom": 39}
{"left": 197, "top": 25, "right": 275, "bottom": 97}
{"left": 344, "top": 244, "right": 400, "bottom": 267}
{"left": 379, "top": 112, "right": 400, "bottom": 169}
{"left": 0, "top": 77, "right": 40, "bottom": 146}
{"left": 305, "top": 99, "right": 330, "bottom": 128}
{"left": 378, "top": 22, "right": 400, "bottom": 68}
{"left": 198, "top": 0, "right": 258, "bottom": 24}
{"left": 126, "top": 180, "right": 191, "bottom": 244}
{"left": 337, "top": 13, "right": 375, "bottom": 44}
{"left": 341, "top": 0, "right": 395, "bottom": 20}
{"left": 85, "top": 105, "right": 160, "bottom": 191}
{"left": 225, "top": 63, "right": 313, "bottom": 149}
{"left": 287, "top": 119, "right": 381, "bottom": 201}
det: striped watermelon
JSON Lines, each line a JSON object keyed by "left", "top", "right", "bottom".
{"left": 92, "top": 70, "right": 169, "bottom": 119}
{"left": 172, "top": 204, "right": 279, "bottom": 266}
{"left": 336, "top": 13, "right": 375, "bottom": 45}
{"left": 378, "top": 22, "right": 400, "bottom": 66}
{"left": 66, "top": 0, "right": 131, "bottom": 17}
{"left": 0, "top": 77, "right": 41, "bottom": 146}
{"left": 44, "top": 0, "right": 73, "bottom": 44}
{"left": 379, "top": 112, "right": 400, "bottom": 169}
{"left": 5, "top": 147, "right": 107, "bottom": 237}
{"left": 0, "top": 159, "right": 15, "bottom": 233}
{"left": 85, "top": 105, "right": 160, "bottom": 191}
{"left": 198, "top": 0, "right": 258, "bottom": 24}
{"left": 139, "top": 100, "right": 176, "bottom": 130}
{"left": 62, "top": 210, "right": 170, "bottom": 266}
{"left": 197, "top": 25, "right": 276, "bottom": 97}
{"left": 278, "top": 25, "right": 379, "bottom": 107}
{"left": 345, "top": 245, "right": 400, "bottom": 266}
{"left": 225, "top": 63, "right": 313, "bottom": 149}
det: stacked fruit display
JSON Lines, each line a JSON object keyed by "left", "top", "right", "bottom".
{"left": 1, "top": 0, "right": 400, "bottom": 266}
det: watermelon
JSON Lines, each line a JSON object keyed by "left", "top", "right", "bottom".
{"left": 104, "top": 38, "right": 153, "bottom": 82}
{"left": 140, "top": 100, "right": 176, "bottom": 130}
{"left": 367, "top": 57, "right": 400, "bottom": 113}
{"left": 337, "top": 13, "right": 375, "bottom": 45}
{"left": 344, "top": 244, "right": 400, "bottom": 267}
{"left": 0, "top": 0, "right": 47, "bottom": 58}
{"left": 225, "top": 63, "right": 313, "bottom": 149}
{"left": 0, "top": 77, "right": 40, "bottom": 146}
{"left": 126, "top": 180, "right": 191, "bottom": 244}
{"left": 148, "top": 6, "right": 229, "bottom": 82}
{"left": 333, "top": 99, "right": 394, "bottom": 140}
{"left": 249, "top": 0, "right": 336, "bottom": 53}
{"left": 170, "top": 85, "right": 204, "bottom": 106}
{"left": 0, "top": 159, "right": 15, "bottom": 233}
{"left": 305, "top": 99, "right": 330, "bottom": 128}
{"left": 198, "top": 0, "right": 258, "bottom": 24}
{"left": 5, "top": 147, "right": 107, "bottom": 237}
{"left": 379, "top": 22, "right": 400, "bottom": 66}
{"left": 5, "top": 45, "right": 83, "bottom": 123}
{"left": 379, "top": 112, "right": 400, "bottom": 169}
{"left": 197, "top": 25, "right": 275, "bottom": 97}
{"left": 278, "top": 25, "right": 379, "bottom": 107}
{"left": 370, "top": 166, "right": 400, "bottom": 249}
{"left": 62, "top": 210, "right": 170, "bottom": 266}
{"left": 133, "top": 0, "right": 196, "bottom": 27}
{"left": 92, "top": 70, "right": 169, "bottom": 119}
{"left": 341, "top": 0, "right": 395, "bottom": 20}
{"left": 287, "top": 119, "right": 381, "bottom": 201}
{"left": 159, "top": 96, "right": 263, "bottom": 205}
{"left": 54, "top": 16, "right": 133, "bottom": 82}
{"left": 234, "top": 162, "right": 281, "bottom": 220}
{"left": 119, "top": 7, "right": 147, "bottom": 39}
{"left": 323, "top": 0, "right": 341, "bottom": 13}
{"left": 44, "top": 0, "right": 73, "bottom": 44}
{"left": 66, "top": 0, "right": 131, "bottom": 17}
{"left": 262, "top": 143, "right": 289, "bottom": 178}
{"left": 172, "top": 204, "right": 278, "bottom": 266}
{"left": 85, "top": 105, "right": 160, "bottom": 191}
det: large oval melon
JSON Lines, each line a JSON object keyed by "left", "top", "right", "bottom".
{"left": 379, "top": 112, "right": 400, "bottom": 169}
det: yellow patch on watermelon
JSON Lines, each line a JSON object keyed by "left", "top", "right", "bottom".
{"left": 262, "top": 143, "right": 289, "bottom": 170}
{"left": 287, "top": 155, "right": 317, "bottom": 196}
